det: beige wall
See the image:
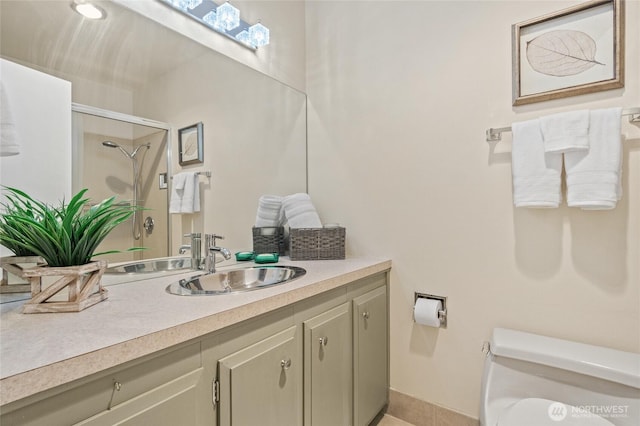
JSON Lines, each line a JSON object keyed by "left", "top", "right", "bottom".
{"left": 305, "top": 0, "right": 640, "bottom": 419}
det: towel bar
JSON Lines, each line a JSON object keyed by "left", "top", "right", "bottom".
{"left": 486, "top": 107, "right": 640, "bottom": 142}
{"left": 170, "top": 171, "right": 211, "bottom": 179}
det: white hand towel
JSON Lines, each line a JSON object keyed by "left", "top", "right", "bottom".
{"left": 169, "top": 173, "right": 187, "bottom": 214}
{"left": 565, "top": 107, "right": 622, "bottom": 210}
{"left": 0, "top": 81, "right": 20, "bottom": 157}
{"left": 255, "top": 195, "right": 284, "bottom": 227}
{"left": 181, "top": 172, "right": 200, "bottom": 213}
{"left": 282, "top": 193, "right": 322, "bottom": 228}
{"left": 511, "top": 119, "right": 563, "bottom": 208}
{"left": 540, "top": 109, "right": 590, "bottom": 153}
{"left": 169, "top": 172, "right": 200, "bottom": 214}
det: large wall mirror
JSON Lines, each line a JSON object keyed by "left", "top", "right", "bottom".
{"left": 0, "top": 0, "right": 307, "bottom": 266}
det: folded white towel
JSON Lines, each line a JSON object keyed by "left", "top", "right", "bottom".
{"left": 282, "top": 193, "right": 322, "bottom": 228}
{"left": 565, "top": 107, "right": 622, "bottom": 210}
{"left": 0, "top": 81, "right": 20, "bottom": 157}
{"left": 511, "top": 119, "right": 563, "bottom": 208}
{"left": 255, "top": 195, "right": 284, "bottom": 227}
{"left": 169, "top": 172, "right": 200, "bottom": 214}
{"left": 540, "top": 109, "right": 590, "bottom": 153}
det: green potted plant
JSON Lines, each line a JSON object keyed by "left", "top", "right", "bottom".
{"left": 0, "top": 187, "right": 136, "bottom": 313}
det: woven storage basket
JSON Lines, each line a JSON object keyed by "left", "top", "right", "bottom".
{"left": 252, "top": 226, "right": 286, "bottom": 255}
{"left": 289, "top": 227, "right": 345, "bottom": 260}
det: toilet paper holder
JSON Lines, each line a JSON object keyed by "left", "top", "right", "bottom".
{"left": 414, "top": 292, "right": 447, "bottom": 328}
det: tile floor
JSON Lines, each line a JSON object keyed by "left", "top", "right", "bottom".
{"left": 376, "top": 414, "right": 415, "bottom": 426}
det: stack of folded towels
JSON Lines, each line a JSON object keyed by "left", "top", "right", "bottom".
{"left": 511, "top": 107, "right": 623, "bottom": 210}
{"left": 255, "top": 193, "right": 323, "bottom": 228}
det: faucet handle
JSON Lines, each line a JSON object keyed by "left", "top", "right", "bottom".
{"left": 205, "top": 234, "right": 225, "bottom": 247}
{"left": 183, "top": 232, "right": 202, "bottom": 239}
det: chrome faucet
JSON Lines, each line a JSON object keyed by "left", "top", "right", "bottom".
{"left": 205, "top": 234, "right": 232, "bottom": 273}
{"left": 181, "top": 233, "right": 203, "bottom": 270}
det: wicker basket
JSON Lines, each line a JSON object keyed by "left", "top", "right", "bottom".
{"left": 252, "top": 226, "right": 286, "bottom": 255}
{"left": 289, "top": 227, "right": 345, "bottom": 260}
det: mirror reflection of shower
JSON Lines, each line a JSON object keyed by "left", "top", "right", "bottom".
{"left": 101, "top": 140, "right": 150, "bottom": 240}
{"left": 72, "top": 107, "right": 170, "bottom": 264}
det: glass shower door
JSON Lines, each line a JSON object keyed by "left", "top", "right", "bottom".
{"left": 72, "top": 108, "right": 170, "bottom": 264}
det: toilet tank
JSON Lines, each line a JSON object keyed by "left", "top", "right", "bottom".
{"left": 480, "top": 328, "right": 640, "bottom": 426}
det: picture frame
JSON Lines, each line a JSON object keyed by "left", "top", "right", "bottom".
{"left": 178, "top": 122, "right": 204, "bottom": 166}
{"left": 512, "top": 0, "right": 624, "bottom": 106}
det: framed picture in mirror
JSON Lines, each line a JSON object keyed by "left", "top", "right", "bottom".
{"left": 178, "top": 122, "right": 204, "bottom": 166}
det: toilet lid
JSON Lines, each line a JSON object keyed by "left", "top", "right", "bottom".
{"left": 498, "top": 398, "right": 615, "bottom": 426}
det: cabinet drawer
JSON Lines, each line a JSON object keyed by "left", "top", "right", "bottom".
{"left": 76, "top": 368, "right": 203, "bottom": 426}
{"left": 0, "top": 342, "right": 201, "bottom": 426}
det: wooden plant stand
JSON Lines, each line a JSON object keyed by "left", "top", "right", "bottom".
{"left": 1, "top": 256, "right": 46, "bottom": 294}
{"left": 21, "top": 260, "right": 108, "bottom": 314}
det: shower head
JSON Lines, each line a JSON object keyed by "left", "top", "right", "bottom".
{"left": 102, "top": 141, "right": 150, "bottom": 159}
{"left": 102, "top": 140, "right": 120, "bottom": 148}
{"left": 102, "top": 140, "right": 131, "bottom": 159}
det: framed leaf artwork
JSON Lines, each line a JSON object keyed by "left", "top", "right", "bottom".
{"left": 178, "top": 122, "right": 204, "bottom": 166}
{"left": 512, "top": 0, "right": 624, "bottom": 106}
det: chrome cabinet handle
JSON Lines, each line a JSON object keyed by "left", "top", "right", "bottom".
{"left": 280, "top": 358, "right": 291, "bottom": 370}
{"left": 362, "top": 311, "right": 370, "bottom": 320}
{"left": 318, "top": 336, "right": 328, "bottom": 346}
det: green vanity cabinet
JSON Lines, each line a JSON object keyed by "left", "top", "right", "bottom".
{"left": 353, "top": 284, "right": 389, "bottom": 426}
{"left": 0, "top": 271, "right": 389, "bottom": 426}
{"left": 209, "top": 273, "right": 388, "bottom": 426}
{"left": 303, "top": 301, "right": 352, "bottom": 426}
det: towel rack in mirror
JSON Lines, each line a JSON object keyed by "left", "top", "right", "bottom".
{"left": 170, "top": 171, "right": 211, "bottom": 179}
{"left": 486, "top": 107, "right": 640, "bottom": 142}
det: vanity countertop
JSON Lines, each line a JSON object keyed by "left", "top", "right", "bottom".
{"left": 0, "top": 256, "right": 391, "bottom": 406}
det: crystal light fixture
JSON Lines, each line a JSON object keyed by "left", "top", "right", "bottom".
{"left": 235, "top": 30, "right": 251, "bottom": 45}
{"left": 215, "top": 2, "right": 240, "bottom": 32}
{"left": 169, "top": 0, "right": 201, "bottom": 11}
{"left": 248, "top": 22, "right": 269, "bottom": 48}
{"left": 203, "top": 10, "right": 217, "bottom": 27}
{"left": 161, "top": 0, "right": 270, "bottom": 49}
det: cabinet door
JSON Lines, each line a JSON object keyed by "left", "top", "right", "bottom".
{"left": 353, "top": 285, "right": 388, "bottom": 426}
{"left": 218, "top": 325, "right": 301, "bottom": 426}
{"left": 303, "top": 302, "right": 352, "bottom": 426}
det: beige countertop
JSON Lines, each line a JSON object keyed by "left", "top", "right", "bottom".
{"left": 0, "top": 256, "right": 391, "bottom": 406}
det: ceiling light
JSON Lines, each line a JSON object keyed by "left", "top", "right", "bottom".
{"left": 71, "top": 1, "right": 107, "bottom": 20}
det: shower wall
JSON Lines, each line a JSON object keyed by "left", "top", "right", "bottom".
{"left": 82, "top": 132, "right": 135, "bottom": 263}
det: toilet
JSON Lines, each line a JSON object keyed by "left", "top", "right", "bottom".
{"left": 480, "top": 328, "right": 640, "bottom": 426}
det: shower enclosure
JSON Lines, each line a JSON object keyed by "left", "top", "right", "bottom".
{"left": 72, "top": 105, "right": 170, "bottom": 264}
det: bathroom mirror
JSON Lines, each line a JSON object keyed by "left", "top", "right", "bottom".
{"left": 0, "top": 1, "right": 307, "bottom": 260}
